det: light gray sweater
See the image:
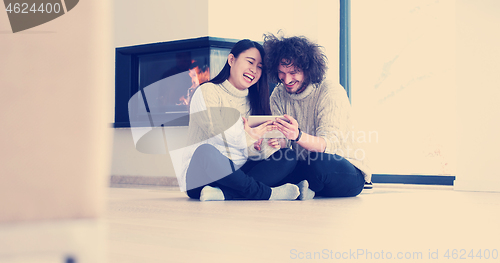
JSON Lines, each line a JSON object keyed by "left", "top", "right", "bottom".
{"left": 270, "top": 81, "right": 372, "bottom": 183}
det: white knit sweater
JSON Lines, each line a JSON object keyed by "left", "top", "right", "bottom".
{"left": 173, "top": 80, "right": 278, "bottom": 191}
{"left": 270, "top": 80, "right": 372, "bottom": 183}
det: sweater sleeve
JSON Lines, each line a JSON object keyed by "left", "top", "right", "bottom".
{"left": 245, "top": 130, "right": 258, "bottom": 146}
{"left": 315, "top": 83, "right": 351, "bottom": 154}
{"left": 270, "top": 88, "right": 284, "bottom": 116}
{"left": 188, "top": 85, "right": 222, "bottom": 139}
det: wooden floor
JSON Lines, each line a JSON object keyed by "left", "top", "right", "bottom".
{"left": 106, "top": 185, "right": 500, "bottom": 263}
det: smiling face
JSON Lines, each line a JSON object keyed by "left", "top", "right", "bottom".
{"left": 278, "top": 61, "right": 307, "bottom": 94}
{"left": 227, "top": 47, "right": 262, "bottom": 90}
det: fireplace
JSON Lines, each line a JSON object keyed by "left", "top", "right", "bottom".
{"left": 114, "top": 37, "right": 237, "bottom": 128}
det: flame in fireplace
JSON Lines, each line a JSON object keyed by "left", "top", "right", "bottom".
{"left": 177, "top": 63, "right": 210, "bottom": 106}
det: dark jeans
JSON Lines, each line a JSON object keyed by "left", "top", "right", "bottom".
{"left": 276, "top": 152, "right": 365, "bottom": 197}
{"left": 186, "top": 144, "right": 297, "bottom": 200}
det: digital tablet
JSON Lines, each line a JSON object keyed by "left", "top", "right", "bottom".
{"left": 247, "top": 115, "right": 288, "bottom": 138}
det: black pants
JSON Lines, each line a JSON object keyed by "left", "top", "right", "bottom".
{"left": 276, "top": 152, "right": 365, "bottom": 197}
{"left": 186, "top": 144, "right": 298, "bottom": 200}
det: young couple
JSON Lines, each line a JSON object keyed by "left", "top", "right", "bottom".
{"left": 180, "top": 34, "right": 371, "bottom": 201}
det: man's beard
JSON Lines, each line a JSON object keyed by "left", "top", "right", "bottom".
{"left": 284, "top": 80, "right": 308, "bottom": 94}
{"left": 293, "top": 82, "right": 308, "bottom": 94}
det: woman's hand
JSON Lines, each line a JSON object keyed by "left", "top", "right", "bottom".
{"left": 274, "top": 114, "right": 300, "bottom": 141}
{"left": 267, "top": 138, "right": 287, "bottom": 149}
{"left": 254, "top": 138, "right": 264, "bottom": 151}
{"left": 242, "top": 117, "right": 275, "bottom": 140}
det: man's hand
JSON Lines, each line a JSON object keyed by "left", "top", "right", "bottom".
{"left": 268, "top": 138, "right": 287, "bottom": 149}
{"left": 254, "top": 138, "right": 264, "bottom": 151}
{"left": 274, "top": 114, "right": 300, "bottom": 141}
{"left": 275, "top": 114, "right": 327, "bottom": 152}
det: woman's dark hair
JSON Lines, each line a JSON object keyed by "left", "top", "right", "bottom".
{"left": 263, "top": 33, "right": 327, "bottom": 87}
{"left": 209, "top": 39, "right": 271, "bottom": 115}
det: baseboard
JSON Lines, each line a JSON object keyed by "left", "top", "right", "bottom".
{"left": 454, "top": 179, "right": 500, "bottom": 192}
{"left": 371, "top": 174, "right": 455, "bottom": 185}
{"left": 111, "top": 175, "right": 459, "bottom": 188}
{"left": 110, "top": 175, "right": 179, "bottom": 187}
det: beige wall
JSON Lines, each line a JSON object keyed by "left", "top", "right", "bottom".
{"left": 0, "top": 0, "right": 113, "bottom": 261}
{"left": 454, "top": 0, "right": 500, "bottom": 192}
{"left": 112, "top": 0, "right": 210, "bottom": 179}
{"left": 208, "top": 0, "right": 340, "bottom": 82}
{"left": 114, "top": 0, "right": 209, "bottom": 47}
{"left": 0, "top": 0, "right": 113, "bottom": 223}
{"left": 351, "top": 0, "right": 457, "bottom": 175}
{"left": 351, "top": 0, "right": 500, "bottom": 191}
{"left": 111, "top": 128, "right": 182, "bottom": 177}
{"left": 113, "top": 0, "right": 500, "bottom": 192}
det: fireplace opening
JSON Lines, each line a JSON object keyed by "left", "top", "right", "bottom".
{"left": 114, "top": 37, "right": 236, "bottom": 128}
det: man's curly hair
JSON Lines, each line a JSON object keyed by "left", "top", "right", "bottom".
{"left": 263, "top": 33, "right": 328, "bottom": 86}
